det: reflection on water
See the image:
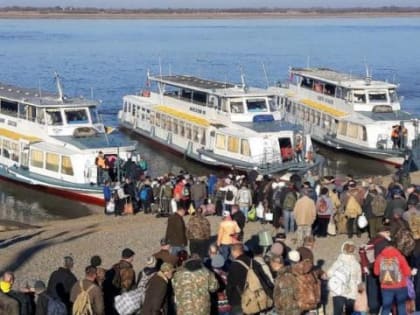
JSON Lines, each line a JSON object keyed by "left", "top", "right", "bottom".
{"left": 0, "top": 133, "right": 398, "bottom": 225}
{"left": 0, "top": 179, "right": 92, "bottom": 225}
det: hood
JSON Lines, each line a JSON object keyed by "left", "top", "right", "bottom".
{"left": 340, "top": 240, "right": 355, "bottom": 254}
{"left": 379, "top": 246, "right": 400, "bottom": 258}
{"left": 292, "top": 259, "right": 312, "bottom": 275}
{"left": 184, "top": 258, "right": 203, "bottom": 272}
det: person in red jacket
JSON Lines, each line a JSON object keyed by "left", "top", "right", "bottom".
{"left": 374, "top": 245, "right": 411, "bottom": 315}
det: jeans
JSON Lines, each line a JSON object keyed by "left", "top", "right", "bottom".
{"left": 283, "top": 210, "right": 295, "bottom": 235}
{"left": 332, "top": 296, "right": 354, "bottom": 315}
{"left": 381, "top": 287, "right": 407, "bottom": 315}
{"left": 239, "top": 205, "right": 249, "bottom": 220}
{"left": 219, "top": 244, "right": 231, "bottom": 261}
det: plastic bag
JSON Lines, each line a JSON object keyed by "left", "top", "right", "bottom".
{"left": 248, "top": 206, "right": 257, "bottom": 222}
{"left": 327, "top": 216, "right": 336, "bottom": 236}
{"left": 357, "top": 213, "right": 368, "bottom": 229}
{"left": 256, "top": 202, "right": 264, "bottom": 219}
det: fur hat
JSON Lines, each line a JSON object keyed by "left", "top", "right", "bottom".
{"left": 288, "top": 250, "right": 301, "bottom": 263}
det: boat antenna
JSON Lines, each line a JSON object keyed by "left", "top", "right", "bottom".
{"left": 364, "top": 62, "right": 372, "bottom": 85}
{"left": 262, "top": 62, "right": 269, "bottom": 88}
{"left": 240, "top": 66, "right": 248, "bottom": 92}
{"left": 54, "top": 72, "right": 64, "bottom": 101}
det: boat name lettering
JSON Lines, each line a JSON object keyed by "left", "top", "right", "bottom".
{"left": 7, "top": 120, "right": 17, "bottom": 127}
{"left": 189, "top": 107, "right": 206, "bottom": 115}
{"left": 317, "top": 95, "right": 334, "bottom": 105}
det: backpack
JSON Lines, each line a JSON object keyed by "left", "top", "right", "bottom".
{"left": 226, "top": 189, "right": 234, "bottom": 202}
{"left": 140, "top": 187, "right": 150, "bottom": 201}
{"left": 282, "top": 191, "right": 297, "bottom": 210}
{"left": 72, "top": 281, "right": 94, "bottom": 315}
{"left": 379, "top": 257, "right": 402, "bottom": 285}
{"left": 235, "top": 260, "right": 273, "bottom": 314}
{"left": 317, "top": 197, "right": 328, "bottom": 214}
{"left": 370, "top": 194, "right": 387, "bottom": 217}
{"left": 296, "top": 271, "right": 321, "bottom": 311}
{"left": 328, "top": 262, "right": 351, "bottom": 296}
{"left": 272, "top": 188, "right": 282, "bottom": 208}
{"left": 408, "top": 213, "right": 420, "bottom": 240}
{"left": 163, "top": 184, "right": 173, "bottom": 199}
{"left": 46, "top": 296, "right": 67, "bottom": 315}
{"left": 394, "top": 222, "right": 416, "bottom": 256}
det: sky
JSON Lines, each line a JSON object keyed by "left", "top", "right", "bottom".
{"left": 1, "top": 0, "right": 420, "bottom": 9}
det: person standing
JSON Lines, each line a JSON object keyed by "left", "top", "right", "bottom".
{"left": 293, "top": 188, "right": 316, "bottom": 246}
{"left": 190, "top": 177, "right": 207, "bottom": 210}
{"left": 236, "top": 182, "right": 252, "bottom": 220}
{"left": 315, "top": 187, "right": 334, "bottom": 237}
{"left": 187, "top": 206, "right": 211, "bottom": 259}
{"left": 374, "top": 245, "right": 411, "bottom": 315}
{"left": 32, "top": 281, "right": 49, "bottom": 315}
{"left": 231, "top": 205, "right": 246, "bottom": 242}
{"left": 165, "top": 207, "right": 187, "bottom": 256}
{"left": 47, "top": 256, "right": 78, "bottom": 314}
{"left": 70, "top": 266, "right": 104, "bottom": 315}
{"left": 173, "top": 255, "right": 219, "bottom": 315}
{"left": 221, "top": 178, "right": 238, "bottom": 212}
{"left": 95, "top": 151, "right": 109, "bottom": 185}
{"left": 216, "top": 211, "right": 241, "bottom": 261}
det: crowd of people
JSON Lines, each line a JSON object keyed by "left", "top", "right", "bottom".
{"left": 2, "top": 165, "right": 420, "bottom": 315}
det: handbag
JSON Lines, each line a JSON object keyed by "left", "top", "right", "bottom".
{"left": 124, "top": 199, "right": 134, "bottom": 214}
{"left": 327, "top": 216, "right": 337, "bottom": 236}
{"left": 105, "top": 199, "right": 115, "bottom": 214}
{"left": 357, "top": 213, "right": 368, "bottom": 229}
{"left": 248, "top": 206, "right": 257, "bottom": 222}
{"left": 264, "top": 212, "right": 273, "bottom": 221}
{"left": 114, "top": 287, "right": 142, "bottom": 315}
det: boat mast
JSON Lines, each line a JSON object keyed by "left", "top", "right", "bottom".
{"left": 55, "top": 72, "right": 64, "bottom": 101}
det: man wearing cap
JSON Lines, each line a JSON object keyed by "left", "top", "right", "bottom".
{"left": 153, "top": 239, "right": 178, "bottom": 267}
{"left": 165, "top": 207, "right": 187, "bottom": 256}
{"left": 141, "top": 263, "right": 175, "bottom": 315}
{"left": 103, "top": 248, "right": 135, "bottom": 315}
{"left": 173, "top": 255, "right": 218, "bottom": 315}
{"left": 47, "top": 256, "right": 77, "bottom": 313}
{"left": 187, "top": 206, "right": 211, "bottom": 259}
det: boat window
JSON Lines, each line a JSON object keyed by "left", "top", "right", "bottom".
{"left": 36, "top": 108, "right": 45, "bottom": 124}
{"left": 123, "top": 101, "right": 128, "bottom": 112}
{"left": 389, "top": 89, "right": 398, "bottom": 103}
{"left": 347, "top": 123, "right": 359, "bottom": 139}
{"left": 221, "top": 100, "right": 228, "bottom": 112}
{"left": 368, "top": 91, "right": 387, "bottom": 103}
{"left": 89, "top": 107, "right": 99, "bottom": 124}
{"left": 0, "top": 99, "right": 18, "bottom": 117}
{"left": 150, "top": 113, "right": 155, "bottom": 125}
{"left": 181, "top": 89, "right": 193, "bottom": 101}
{"left": 155, "top": 113, "right": 161, "bottom": 127}
{"left": 324, "top": 83, "right": 335, "bottom": 96}
{"left": 246, "top": 99, "right": 267, "bottom": 112}
{"left": 167, "top": 117, "right": 172, "bottom": 131}
{"left": 161, "top": 115, "right": 167, "bottom": 129}
{"left": 200, "top": 128, "right": 206, "bottom": 145}
{"left": 241, "top": 139, "right": 251, "bottom": 156}
{"left": 336, "top": 87, "right": 343, "bottom": 99}
{"left": 228, "top": 136, "right": 239, "bottom": 153}
{"left": 18, "top": 103, "right": 28, "bottom": 119}
{"left": 185, "top": 123, "right": 192, "bottom": 140}
{"left": 353, "top": 91, "right": 366, "bottom": 103}
{"left": 173, "top": 119, "right": 178, "bottom": 134}
{"left": 230, "top": 101, "right": 244, "bottom": 114}
{"left": 313, "top": 82, "right": 324, "bottom": 93}
{"left": 46, "top": 109, "right": 63, "bottom": 126}
{"left": 46, "top": 152, "right": 59, "bottom": 172}
{"left": 179, "top": 121, "right": 185, "bottom": 137}
{"left": 301, "top": 77, "right": 314, "bottom": 89}
{"left": 215, "top": 134, "right": 226, "bottom": 150}
{"left": 338, "top": 121, "right": 348, "bottom": 136}
{"left": 27, "top": 105, "right": 36, "bottom": 122}
{"left": 208, "top": 95, "right": 218, "bottom": 108}
{"left": 193, "top": 126, "right": 199, "bottom": 142}
{"left": 61, "top": 156, "right": 74, "bottom": 175}
{"left": 65, "top": 109, "right": 88, "bottom": 124}
{"left": 192, "top": 91, "right": 206, "bottom": 105}
{"left": 30, "top": 149, "right": 44, "bottom": 168}
{"left": 268, "top": 99, "right": 278, "bottom": 112}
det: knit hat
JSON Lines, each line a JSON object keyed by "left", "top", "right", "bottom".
{"left": 122, "top": 248, "right": 135, "bottom": 259}
{"left": 288, "top": 250, "right": 301, "bottom": 263}
{"left": 211, "top": 254, "right": 225, "bottom": 269}
{"left": 146, "top": 256, "right": 157, "bottom": 268}
{"left": 33, "top": 280, "right": 46, "bottom": 293}
{"left": 270, "top": 242, "right": 284, "bottom": 256}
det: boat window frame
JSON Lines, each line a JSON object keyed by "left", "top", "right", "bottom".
{"left": 227, "top": 135, "right": 240, "bottom": 153}
{"left": 230, "top": 100, "right": 245, "bottom": 114}
{"left": 46, "top": 152, "right": 60, "bottom": 172}
{"left": 46, "top": 108, "right": 64, "bottom": 126}
{"left": 246, "top": 98, "right": 268, "bottom": 113}
{"left": 64, "top": 108, "right": 89, "bottom": 125}
{"left": 215, "top": 133, "right": 226, "bottom": 150}
{"left": 241, "top": 139, "right": 251, "bottom": 156}
{"left": 61, "top": 155, "right": 74, "bottom": 176}
{"left": 30, "top": 149, "right": 44, "bottom": 168}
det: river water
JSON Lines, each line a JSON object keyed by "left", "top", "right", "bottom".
{"left": 0, "top": 17, "right": 418, "bottom": 223}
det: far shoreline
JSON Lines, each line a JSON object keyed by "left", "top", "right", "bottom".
{"left": 1, "top": 11, "right": 420, "bottom": 20}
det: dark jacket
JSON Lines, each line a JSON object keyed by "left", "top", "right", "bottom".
{"left": 153, "top": 250, "right": 178, "bottom": 267}
{"left": 165, "top": 213, "right": 187, "bottom": 247}
{"left": 385, "top": 198, "right": 407, "bottom": 219}
{"left": 141, "top": 272, "right": 169, "bottom": 315}
{"left": 47, "top": 267, "right": 77, "bottom": 311}
{"left": 7, "top": 291, "right": 32, "bottom": 315}
{"left": 35, "top": 292, "right": 49, "bottom": 315}
{"left": 226, "top": 254, "right": 251, "bottom": 308}
{"left": 232, "top": 211, "right": 246, "bottom": 233}
{"left": 0, "top": 291, "right": 19, "bottom": 315}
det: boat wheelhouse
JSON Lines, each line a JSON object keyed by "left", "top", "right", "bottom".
{"left": 0, "top": 76, "right": 136, "bottom": 205}
{"left": 119, "top": 74, "right": 320, "bottom": 174}
{"left": 269, "top": 67, "right": 418, "bottom": 165}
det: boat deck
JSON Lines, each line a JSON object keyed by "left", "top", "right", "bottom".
{"left": 237, "top": 120, "right": 300, "bottom": 133}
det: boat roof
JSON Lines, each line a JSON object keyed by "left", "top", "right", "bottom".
{"left": 0, "top": 82, "right": 98, "bottom": 108}
{"left": 149, "top": 75, "right": 272, "bottom": 97}
{"left": 237, "top": 120, "right": 300, "bottom": 133}
{"left": 359, "top": 110, "right": 413, "bottom": 122}
{"left": 53, "top": 131, "right": 136, "bottom": 151}
{"left": 290, "top": 67, "right": 397, "bottom": 89}
{"left": 31, "top": 141, "right": 79, "bottom": 155}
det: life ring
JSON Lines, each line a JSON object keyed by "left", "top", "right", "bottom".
{"left": 73, "top": 127, "right": 97, "bottom": 138}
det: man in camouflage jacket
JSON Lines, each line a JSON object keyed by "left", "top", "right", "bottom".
{"left": 273, "top": 264, "right": 300, "bottom": 315}
{"left": 173, "top": 256, "right": 218, "bottom": 315}
{"left": 186, "top": 207, "right": 211, "bottom": 259}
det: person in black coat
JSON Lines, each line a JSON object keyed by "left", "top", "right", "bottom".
{"left": 165, "top": 208, "right": 187, "bottom": 255}
{"left": 33, "top": 280, "right": 49, "bottom": 315}
{"left": 231, "top": 205, "right": 246, "bottom": 241}
{"left": 47, "top": 256, "right": 77, "bottom": 314}
{"left": 226, "top": 243, "right": 251, "bottom": 315}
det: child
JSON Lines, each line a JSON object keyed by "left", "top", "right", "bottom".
{"left": 353, "top": 283, "right": 368, "bottom": 315}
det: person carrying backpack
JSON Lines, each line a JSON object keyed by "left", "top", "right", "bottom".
{"left": 222, "top": 178, "right": 238, "bottom": 212}
{"left": 139, "top": 180, "right": 153, "bottom": 214}
{"left": 70, "top": 266, "right": 104, "bottom": 315}
{"left": 327, "top": 241, "right": 361, "bottom": 315}
{"left": 280, "top": 182, "right": 298, "bottom": 235}
{"left": 363, "top": 186, "right": 387, "bottom": 239}
{"left": 374, "top": 245, "right": 411, "bottom": 315}
{"left": 315, "top": 187, "right": 334, "bottom": 237}
{"left": 237, "top": 182, "right": 252, "bottom": 220}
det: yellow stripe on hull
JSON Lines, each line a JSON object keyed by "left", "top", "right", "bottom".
{"left": 300, "top": 98, "right": 348, "bottom": 118}
{"left": 0, "top": 127, "right": 40, "bottom": 142}
{"left": 154, "top": 105, "right": 210, "bottom": 127}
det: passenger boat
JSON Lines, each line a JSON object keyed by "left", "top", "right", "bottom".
{"left": 0, "top": 75, "right": 136, "bottom": 206}
{"left": 269, "top": 67, "right": 418, "bottom": 166}
{"left": 119, "top": 73, "right": 320, "bottom": 174}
